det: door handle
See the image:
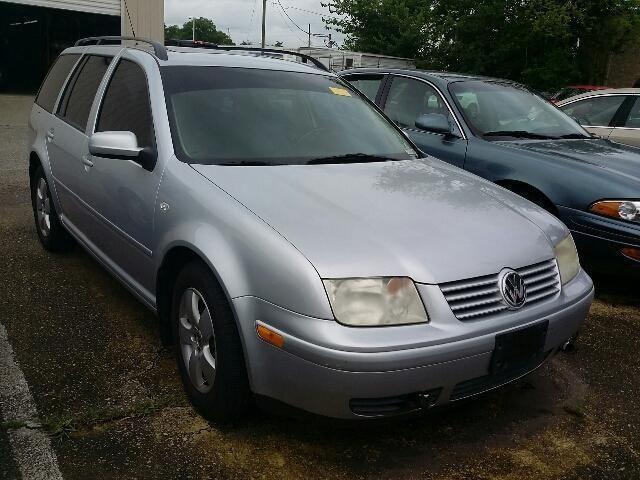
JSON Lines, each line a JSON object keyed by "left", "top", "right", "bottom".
{"left": 46, "top": 129, "right": 55, "bottom": 142}
{"left": 82, "top": 155, "right": 94, "bottom": 168}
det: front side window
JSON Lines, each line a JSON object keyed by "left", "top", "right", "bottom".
{"left": 384, "top": 77, "right": 453, "bottom": 131}
{"left": 560, "top": 95, "right": 626, "bottom": 127}
{"left": 449, "top": 81, "right": 589, "bottom": 139}
{"left": 623, "top": 97, "right": 640, "bottom": 128}
{"left": 57, "top": 55, "right": 112, "bottom": 131}
{"left": 346, "top": 76, "right": 382, "bottom": 102}
{"left": 96, "top": 60, "right": 154, "bottom": 149}
{"left": 35, "top": 54, "right": 81, "bottom": 113}
{"left": 161, "top": 67, "right": 417, "bottom": 165}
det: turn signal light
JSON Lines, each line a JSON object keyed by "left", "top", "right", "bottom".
{"left": 621, "top": 247, "right": 640, "bottom": 262}
{"left": 256, "top": 324, "right": 284, "bottom": 348}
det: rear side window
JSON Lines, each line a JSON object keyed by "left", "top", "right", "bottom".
{"left": 96, "top": 60, "right": 154, "bottom": 149}
{"left": 346, "top": 76, "right": 383, "bottom": 102}
{"left": 560, "top": 95, "right": 626, "bottom": 127}
{"left": 58, "top": 55, "right": 112, "bottom": 131}
{"left": 35, "top": 54, "right": 81, "bottom": 113}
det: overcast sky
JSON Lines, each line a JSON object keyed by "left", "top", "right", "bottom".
{"left": 164, "top": 0, "right": 346, "bottom": 48}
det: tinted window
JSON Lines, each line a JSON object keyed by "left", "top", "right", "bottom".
{"left": 561, "top": 95, "right": 626, "bottom": 127}
{"left": 385, "top": 77, "right": 452, "bottom": 130}
{"left": 624, "top": 97, "right": 640, "bottom": 128}
{"left": 161, "top": 66, "right": 417, "bottom": 165}
{"left": 346, "top": 76, "right": 382, "bottom": 102}
{"left": 58, "top": 55, "right": 112, "bottom": 131}
{"left": 97, "top": 60, "right": 154, "bottom": 149}
{"left": 35, "top": 54, "right": 81, "bottom": 113}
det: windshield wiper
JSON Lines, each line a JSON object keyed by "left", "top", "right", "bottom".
{"left": 306, "top": 153, "right": 395, "bottom": 165}
{"left": 483, "top": 130, "right": 558, "bottom": 140}
{"left": 558, "top": 133, "right": 591, "bottom": 139}
{"left": 217, "top": 161, "right": 284, "bottom": 166}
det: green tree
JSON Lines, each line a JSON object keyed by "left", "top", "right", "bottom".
{"left": 164, "top": 17, "right": 234, "bottom": 45}
{"left": 323, "top": 0, "right": 640, "bottom": 90}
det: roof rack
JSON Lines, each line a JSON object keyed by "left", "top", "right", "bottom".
{"left": 165, "top": 39, "right": 330, "bottom": 72}
{"left": 75, "top": 36, "right": 168, "bottom": 61}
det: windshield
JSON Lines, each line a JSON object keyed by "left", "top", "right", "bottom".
{"left": 449, "top": 81, "right": 589, "bottom": 140}
{"left": 161, "top": 66, "right": 418, "bottom": 165}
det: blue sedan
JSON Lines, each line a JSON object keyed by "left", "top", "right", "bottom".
{"left": 339, "top": 69, "right": 640, "bottom": 275}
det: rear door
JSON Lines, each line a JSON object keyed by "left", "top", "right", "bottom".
{"left": 559, "top": 94, "right": 626, "bottom": 139}
{"left": 608, "top": 95, "right": 640, "bottom": 147}
{"left": 48, "top": 54, "right": 112, "bottom": 226}
{"left": 381, "top": 75, "right": 467, "bottom": 168}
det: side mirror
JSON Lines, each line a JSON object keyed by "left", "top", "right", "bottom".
{"left": 89, "top": 131, "right": 156, "bottom": 170}
{"left": 415, "top": 113, "right": 456, "bottom": 137}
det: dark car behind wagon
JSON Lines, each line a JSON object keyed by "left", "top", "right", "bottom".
{"left": 340, "top": 69, "right": 640, "bottom": 276}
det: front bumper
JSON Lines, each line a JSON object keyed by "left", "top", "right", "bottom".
{"left": 559, "top": 206, "right": 640, "bottom": 275}
{"left": 233, "top": 269, "right": 594, "bottom": 419}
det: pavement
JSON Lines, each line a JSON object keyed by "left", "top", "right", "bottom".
{"left": 0, "top": 94, "right": 639, "bottom": 479}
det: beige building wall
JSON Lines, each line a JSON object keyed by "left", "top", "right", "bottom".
{"left": 121, "top": 0, "right": 164, "bottom": 43}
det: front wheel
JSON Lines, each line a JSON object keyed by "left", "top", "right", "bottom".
{"left": 172, "top": 261, "right": 251, "bottom": 423}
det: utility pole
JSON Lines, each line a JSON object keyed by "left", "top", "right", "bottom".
{"left": 308, "top": 24, "right": 311, "bottom": 48}
{"left": 192, "top": 17, "right": 195, "bottom": 42}
{"left": 261, "top": 0, "right": 267, "bottom": 48}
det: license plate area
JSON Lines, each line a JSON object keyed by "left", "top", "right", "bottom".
{"left": 491, "top": 321, "right": 549, "bottom": 374}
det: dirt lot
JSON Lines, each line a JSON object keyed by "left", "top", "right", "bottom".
{"left": 1, "top": 94, "right": 639, "bottom": 479}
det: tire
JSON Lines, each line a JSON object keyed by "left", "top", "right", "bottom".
{"left": 30, "top": 165, "right": 74, "bottom": 252}
{"left": 172, "top": 261, "right": 250, "bottom": 423}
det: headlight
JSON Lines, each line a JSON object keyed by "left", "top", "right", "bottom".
{"left": 590, "top": 200, "right": 640, "bottom": 223}
{"left": 323, "top": 277, "right": 428, "bottom": 326}
{"left": 554, "top": 234, "right": 580, "bottom": 285}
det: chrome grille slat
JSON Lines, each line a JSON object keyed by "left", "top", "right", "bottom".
{"left": 440, "top": 259, "right": 561, "bottom": 321}
{"left": 450, "top": 296, "right": 503, "bottom": 311}
{"left": 446, "top": 286, "right": 500, "bottom": 302}
{"left": 526, "top": 278, "right": 559, "bottom": 294}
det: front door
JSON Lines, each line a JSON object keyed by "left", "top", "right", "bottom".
{"left": 381, "top": 75, "right": 467, "bottom": 168}
{"left": 80, "top": 57, "right": 161, "bottom": 300}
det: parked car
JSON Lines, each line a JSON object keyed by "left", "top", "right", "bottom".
{"left": 29, "top": 38, "right": 593, "bottom": 421}
{"left": 550, "top": 85, "right": 609, "bottom": 103}
{"left": 557, "top": 88, "right": 640, "bottom": 147}
{"left": 340, "top": 69, "right": 640, "bottom": 275}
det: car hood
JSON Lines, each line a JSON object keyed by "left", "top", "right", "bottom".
{"left": 499, "top": 138, "right": 640, "bottom": 183}
{"left": 193, "top": 159, "right": 561, "bottom": 284}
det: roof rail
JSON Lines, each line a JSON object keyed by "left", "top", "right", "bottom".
{"left": 164, "top": 40, "right": 330, "bottom": 72}
{"left": 75, "top": 36, "right": 169, "bottom": 61}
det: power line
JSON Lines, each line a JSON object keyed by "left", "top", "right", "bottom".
{"left": 274, "top": 2, "right": 307, "bottom": 44}
{"left": 274, "top": 0, "right": 310, "bottom": 35}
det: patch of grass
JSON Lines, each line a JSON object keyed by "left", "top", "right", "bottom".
{"left": 0, "top": 420, "right": 27, "bottom": 430}
{"left": 43, "top": 416, "right": 75, "bottom": 442}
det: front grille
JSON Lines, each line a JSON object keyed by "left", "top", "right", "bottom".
{"left": 350, "top": 388, "right": 442, "bottom": 417}
{"left": 440, "top": 259, "right": 560, "bottom": 321}
{"left": 449, "top": 351, "right": 550, "bottom": 401}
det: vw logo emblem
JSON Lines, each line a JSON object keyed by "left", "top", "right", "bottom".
{"left": 499, "top": 269, "right": 527, "bottom": 309}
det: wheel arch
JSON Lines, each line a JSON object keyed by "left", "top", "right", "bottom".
{"left": 495, "top": 179, "right": 558, "bottom": 215}
{"left": 155, "top": 243, "right": 256, "bottom": 386}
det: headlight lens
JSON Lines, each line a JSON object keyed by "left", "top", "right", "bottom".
{"left": 590, "top": 200, "right": 640, "bottom": 223}
{"left": 323, "top": 277, "right": 428, "bottom": 326}
{"left": 554, "top": 234, "right": 580, "bottom": 285}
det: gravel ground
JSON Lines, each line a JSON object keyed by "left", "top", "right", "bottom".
{"left": 0, "top": 95, "right": 638, "bottom": 479}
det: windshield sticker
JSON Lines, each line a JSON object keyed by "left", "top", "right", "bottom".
{"left": 330, "top": 87, "right": 352, "bottom": 97}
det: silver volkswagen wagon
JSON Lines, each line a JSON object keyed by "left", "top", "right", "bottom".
{"left": 28, "top": 37, "right": 594, "bottom": 421}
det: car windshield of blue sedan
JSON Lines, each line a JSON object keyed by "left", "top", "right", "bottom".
{"left": 449, "top": 81, "right": 589, "bottom": 140}
{"left": 161, "top": 66, "right": 418, "bottom": 165}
